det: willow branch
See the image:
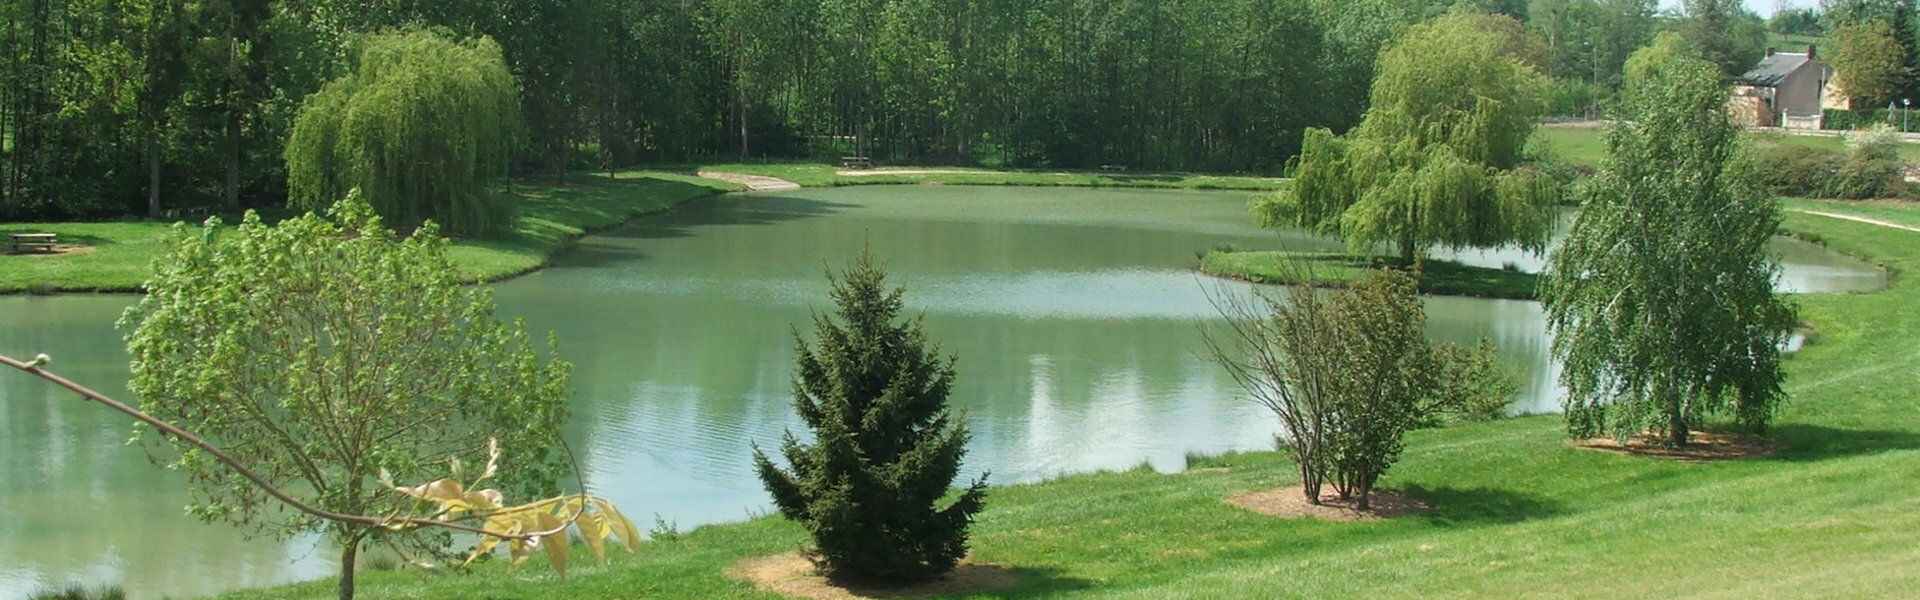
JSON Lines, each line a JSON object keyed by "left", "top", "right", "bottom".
{"left": 1, "top": 353, "right": 583, "bottom": 541}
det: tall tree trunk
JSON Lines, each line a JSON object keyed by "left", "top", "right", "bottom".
{"left": 338, "top": 534, "right": 361, "bottom": 600}
{"left": 225, "top": 115, "right": 241, "bottom": 211}
{"left": 148, "top": 141, "right": 162, "bottom": 219}
{"left": 1667, "top": 381, "right": 1694, "bottom": 447}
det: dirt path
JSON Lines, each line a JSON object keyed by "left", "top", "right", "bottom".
{"left": 695, "top": 171, "right": 801, "bottom": 192}
{"left": 1788, "top": 209, "right": 1920, "bottom": 234}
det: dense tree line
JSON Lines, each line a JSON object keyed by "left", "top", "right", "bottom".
{"left": 0, "top": 0, "right": 1439, "bottom": 219}
{"left": 0, "top": 0, "right": 1812, "bottom": 220}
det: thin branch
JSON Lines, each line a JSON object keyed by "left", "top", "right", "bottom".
{"left": 0, "top": 353, "right": 582, "bottom": 541}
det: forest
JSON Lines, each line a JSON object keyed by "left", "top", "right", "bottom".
{"left": 0, "top": 0, "right": 1774, "bottom": 220}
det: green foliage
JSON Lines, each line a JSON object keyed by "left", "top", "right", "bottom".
{"left": 1821, "top": 106, "right": 1920, "bottom": 132}
{"left": 1830, "top": 21, "right": 1912, "bottom": 108}
{"left": 1769, "top": 7, "right": 1824, "bottom": 35}
{"left": 1757, "top": 144, "right": 1846, "bottom": 197}
{"left": 1425, "top": 339, "right": 1521, "bottom": 423}
{"left": 285, "top": 30, "right": 522, "bottom": 238}
{"left": 119, "top": 192, "right": 571, "bottom": 599}
{"left": 753, "top": 252, "right": 987, "bottom": 584}
{"left": 1753, "top": 126, "right": 1905, "bottom": 200}
{"left": 1318, "top": 269, "right": 1435, "bottom": 506}
{"left": 1542, "top": 42, "right": 1796, "bottom": 446}
{"left": 1205, "top": 264, "right": 1519, "bottom": 510}
{"left": 1253, "top": 12, "right": 1559, "bottom": 263}
{"left": 1675, "top": 0, "right": 1767, "bottom": 78}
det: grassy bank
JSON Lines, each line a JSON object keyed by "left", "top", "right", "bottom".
{"left": 219, "top": 205, "right": 1920, "bottom": 599}
{"left": 1201, "top": 250, "right": 1539, "bottom": 299}
{"left": 1538, "top": 125, "right": 1920, "bottom": 167}
{"left": 662, "top": 162, "right": 1286, "bottom": 191}
{"left": 0, "top": 173, "right": 738, "bottom": 294}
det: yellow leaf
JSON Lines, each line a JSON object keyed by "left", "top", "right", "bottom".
{"left": 424, "top": 478, "right": 465, "bottom": 501}
{"left": 477, "top": 437, "right": 501, "bottom": 482}
{"left": 533, "top": 511, "right": 569, "bottom": 580}
{"left": 465, "top": 514, "right": 519, "bottom": 567}
{"left": 577, "top": 511, "right": 609, "bottom": 564}
{"left": 592, "top": 497, "right": 642, "bottom": 554}
{"left": 464, "top": 488, "right": 503, "bottom": 510}
{"left": 395, "top": 478, "right": 465, "bottom": 503}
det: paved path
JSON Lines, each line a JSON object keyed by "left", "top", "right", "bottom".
{"left": 1788, "top": 209, "right": 1920, "bottom": 234}
{"left": 696, "top": 171, "right": 801, "bottom": 192}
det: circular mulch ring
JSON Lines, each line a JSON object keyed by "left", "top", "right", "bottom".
{"left": 727, "top": 552, "right": 1018, "bottom": 600}
{"left": 1227, "top": 485, "right": 1431, "bottom": 521}
{"left": 1571, "top": 431, "right": 1782, "bottom": 462}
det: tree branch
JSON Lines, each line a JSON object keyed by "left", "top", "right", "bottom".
{"left": 0, "top": 353, "right": 581, "bottom": 541}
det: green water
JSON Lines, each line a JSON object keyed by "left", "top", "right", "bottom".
{"left": 0, "top": 185, "right": 1886, "bottom": 598}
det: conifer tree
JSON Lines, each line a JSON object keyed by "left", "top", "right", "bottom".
{"left": 753, "top": 252, "right": 987, "bottom": 584}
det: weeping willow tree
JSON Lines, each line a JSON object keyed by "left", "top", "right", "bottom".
{"left": 286, "top": 30, "right": 522, "bottom": 238}
{"left": 1253, "top": 11, "right": 1558, "bottom": 263}
{"left": 1541, "top": 34, "right": 1795, "bottom": 447}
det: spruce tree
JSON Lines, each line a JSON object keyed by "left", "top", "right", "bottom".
{"left": 753, "top": 252, "right": 987, "bottom": 584}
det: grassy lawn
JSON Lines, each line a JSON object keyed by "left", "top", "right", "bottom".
{"left": 1785, "top": 197, "right": 1920, "bottom": 230}
{"left": 1536, "top": 126, "right": 1920, "bottom": 168}
{"left": 658, "top": 161, "right": 1286, "bottom": 191}
{"left": 215, "top": 204, "right": 1920, "bottom": 599}
{"left": 0, "top": 173, "right": 738, "bottom": 294}
{"left": 1200, "top": 250, "right": 1539, "bottom": 300}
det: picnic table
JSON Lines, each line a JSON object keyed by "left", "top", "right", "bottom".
{"left": 841, "top": 156, "right": 873, "bottom": 169}
{"left": 1099, "top": 164, "right": 1129, "bottom": 172}
{"left": 10, "top": 233, "right": 56, "bottom": 254}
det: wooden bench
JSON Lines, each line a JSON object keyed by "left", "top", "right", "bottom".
{"left": 1099, "top": 164, "right": 1129, "bottom": 172}
{"left": 10, "top": 233, "right": 56, "bottom": 254}
{"left": 841, "top": 156, "right": 873, "bottom": 169}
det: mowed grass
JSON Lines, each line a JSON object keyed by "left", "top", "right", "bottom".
{"left": 1200, "top": 250, "right": 1539, "bottom": 299}
{"left": 0, "top": 173, "right": 738, "bottom": 294}
{"left": 1536, "top": 125, "right": 1920, "bottom": 167}
{"left": 657, "top": 161, "right": 1286, "bottom": 191}
{"left": 222, "top": 206, "right": 1920, "bottom": 599}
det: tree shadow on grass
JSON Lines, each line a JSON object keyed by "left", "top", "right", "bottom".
{"left": 0, "top": 229, "right": 116, "bottom": 249}
{"left": 961, "top": 565, "right": 1094, "bottom": 599}
{"left": 1402, "top": 485, "right": 1564, "bottom": 527}
{"left": 1759, "top": 423, "right": 1920, "bottom": 462}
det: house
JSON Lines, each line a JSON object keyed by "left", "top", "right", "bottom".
{"left": 1730, "top": 45, "right": 1832, "bottom": 129}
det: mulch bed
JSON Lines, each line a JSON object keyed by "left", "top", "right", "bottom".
{"left": 1227, "top": 484, "right": 1431, "bottom": 521}
{"left": 1571, "top": 431, "right": 1783, "bottom": 462}
{"left": 728, "top": 552, "right": 1018, "bottom": 600}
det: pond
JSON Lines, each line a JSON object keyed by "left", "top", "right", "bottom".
{"left": 0, "top": 185, "right": 1885, "bottom": 599}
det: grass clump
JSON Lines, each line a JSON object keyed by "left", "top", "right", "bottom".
{"left": 26, "top": 584, "right": 126, "bottom": 600}
{"left": 1200, "top": 250, "right": 1540, "bottom": 299}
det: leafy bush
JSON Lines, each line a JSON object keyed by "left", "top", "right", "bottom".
{"left": 754, "top": 252, "right": 987, "bottom": 584}
{"left": 1205, "top": 265, "right": 1519, "bottom": 510}
{"left": 1755, "top": 127, "right": 1906, "bottom": 199}
{"left": 1756, "top": 145, "right": 1843, "bottom": 197}
{"left": 1823, "top": 107, "right": 1920, "bottom": 132}
{"left": 1424, "top": 339, "right": 1520, "bottom": 424}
